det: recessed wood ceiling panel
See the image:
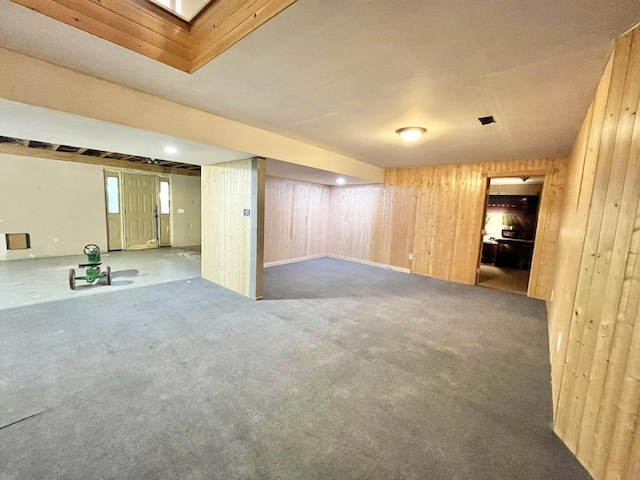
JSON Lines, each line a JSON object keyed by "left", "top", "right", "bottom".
{"left": 9, "top": 0, "right": 296, "bottom": 72}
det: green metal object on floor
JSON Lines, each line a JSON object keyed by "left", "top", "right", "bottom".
{"left": 69, "top": 244, "right": 112, "bottom": 290}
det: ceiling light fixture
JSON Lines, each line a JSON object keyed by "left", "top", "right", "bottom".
{"left": 336, "top": 177, "right": 346, "bottom": 185}
{"left": 164, "top": 146, "right": 178, "bottom": 154}
{"left": 396, "top": 127, "right": 426, "bottom": 143}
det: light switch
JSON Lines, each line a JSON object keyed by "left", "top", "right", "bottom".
{"left": 177, "top": 208, "right": 185, "bottom": 214}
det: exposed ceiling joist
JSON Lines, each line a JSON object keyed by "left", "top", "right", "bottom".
{"left": 9, "top": 0, "right": 296, "bottom": 72}
{"left": 0, "top": 136, "right": 201, "bottom": 176}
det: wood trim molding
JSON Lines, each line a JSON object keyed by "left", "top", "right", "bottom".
{"left": 0, "top": 142, "right": 200, "bottom": 176}
{"left": 10, "top": 0, "right": 296, "bottom": 73}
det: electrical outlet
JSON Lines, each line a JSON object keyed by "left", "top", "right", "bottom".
{"left": 53, "top": 237, "right": 60, "bottom": 243}
{"left": 408, "top": 253, "right": 413, "bottom": 260}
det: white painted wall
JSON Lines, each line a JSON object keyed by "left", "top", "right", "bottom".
{"left": 0, "top": 153, "right": 202, "bottom": 260}
{"left": 0, "top": 153, "right": 107, "bottom": 260}
{"left": 170, "top": 174, "right": 201, "bottom": 247}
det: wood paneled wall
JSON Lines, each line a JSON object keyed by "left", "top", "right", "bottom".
{"left": 365, "top": 158, "right": 565, "bottom": 298}
{"left": 265, "top": 158, "right": 567, "bottom": 299}
{"left": 201, "top": 158, "right": 264, "bottom": 299}
{"left": 328, "top": 185, "right": 383, "bottom": 261}
{"left": 263, "top": 163, "right": 565, "bottom": 299}
{"left": 405, "top": 163, "right": 486, "bottom": 285}
{"left": 264, "top": 177, "right": 330, "bottom": 264}
{"left": 549, "top": 26, "right": 640, "bottom": 480}
{"left": 370, "top": 168, "right": 419, "bottom": 270}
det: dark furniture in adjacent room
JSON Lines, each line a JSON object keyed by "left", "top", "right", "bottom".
{"left": 495, "top": 238, "right": 534, "bottom": 270}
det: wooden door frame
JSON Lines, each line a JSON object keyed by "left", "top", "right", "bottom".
{"left": 480, "top": 169, "right": 553, "bottom": 297}
{"left": 158, "top": 176, "right": 172, "bottom": 247}
{"left": 474, "top": 175, "right": 491, "bottom": 284}
{"left": 104, "top": 170, "right": 124, "bottom": 251}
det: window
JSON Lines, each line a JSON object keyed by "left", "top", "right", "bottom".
{"left": 107, "top": 177, "right": 120, "bottom": 214}
{"left": 160, "top": 180, "right": 170, "bottom": 214}
{"left": 146, "top": 0, "right": 210, "bottom": 21}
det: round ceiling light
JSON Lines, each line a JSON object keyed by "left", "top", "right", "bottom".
{"left": 396, "top": 126, "right": 427, "bottom": 143}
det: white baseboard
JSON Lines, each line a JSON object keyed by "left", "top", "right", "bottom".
{"left": 326, "top": 254, "right": 411, "bottom": 274}
{"left": 264, "top": 254, "right": 327, "bottom": 268}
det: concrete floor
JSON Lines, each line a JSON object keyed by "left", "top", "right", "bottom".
{"left": 0, "top": 247, "right": 201, "bottom": 310}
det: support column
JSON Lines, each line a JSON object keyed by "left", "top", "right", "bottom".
{"left": 201, "top": 157, "right": 264, "bottom": 299}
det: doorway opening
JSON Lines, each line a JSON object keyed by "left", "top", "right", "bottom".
{"left": 477, "top": 176, "right": 544, "bottom": 295}
{"left": 104, "top": 171, "right": 172, "bottom": 251}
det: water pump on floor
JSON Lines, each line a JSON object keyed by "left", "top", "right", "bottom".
{"left": 69, "top": 244, "right": 112, "bottom": 290}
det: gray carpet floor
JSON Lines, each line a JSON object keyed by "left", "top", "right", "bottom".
{"left": 0, "top": 258, "right": 589, "bottom": 479}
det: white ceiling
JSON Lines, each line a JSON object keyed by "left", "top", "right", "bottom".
{"left": 0, "top": 99, "right": 371, "bottom": 185}
{"left": 0, "top": 99, "right": 250, "bottom": 166}
{"left": 0, "top": 0, "right": 639, "bottom": 174}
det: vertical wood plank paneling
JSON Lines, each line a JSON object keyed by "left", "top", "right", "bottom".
{"left": 201, "top": 158, "right": 259, "bottom": 298}
{"left": 548, "top": 58, "right": 611, "bottom": 419}
{"left": 263, "top": 177, "right": 330, "bottom": 263}
{"left": 366, "top": 158, "right": 565, "bottom": 295}
{"left": 370, "top": 168, "right": 419, "bottom": 269}
{"left": 579, "top": 31, "right": 640, "bottom": 476}
{"left": 562, "top": 32, "right": 634, "bottom": 457}
{"left": 262, "top": 160, "right": 561, "bottom": 303}
{"left": 549, "top": 25, "right": 640, "bottom": 480}
{"left": 327, "top": 184, "right": 382, "bottom": 260}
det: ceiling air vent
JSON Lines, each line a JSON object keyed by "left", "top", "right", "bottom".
{"left": 478, "top": 116, "right": 496, "bottom": 125}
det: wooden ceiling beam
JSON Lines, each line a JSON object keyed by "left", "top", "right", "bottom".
{"left": 11, "top": 0, "right": 192, "bottom": 72}
{"left": 190, "top": 0, "right": 296, "bottom": 73}
{"left": 0, "top": 143, "right": 200, "bottom": 176}
{"left": 9, "top": 0, "right": 296, "bottom": 73}
{"left": 53, "top": 0, "right": 192, "bottom": 59}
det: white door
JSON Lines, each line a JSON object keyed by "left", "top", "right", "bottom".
{"left": 123, "top": 173, "right": 158, "bottom": 250}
